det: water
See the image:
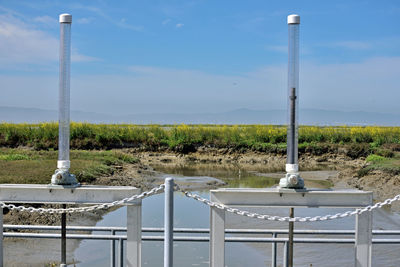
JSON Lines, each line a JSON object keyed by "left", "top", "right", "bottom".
{"left": 72, "top": 166, "right": 400, "bottom": 266}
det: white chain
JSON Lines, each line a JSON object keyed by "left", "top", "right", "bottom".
{"left": 3, "top": 181, "right": 400, "bottom": 221}
{"left": 179, "top": 187, "right": 400, "bottom": 222}
{"left": 0, "top": 184, "right": 165, "bottom": 214}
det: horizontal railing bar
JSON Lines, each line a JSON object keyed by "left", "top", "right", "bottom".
{"left": 4, "top": 232, "right": 400, "bottom": 244}
{"left": 4, "top": 233, "right": 125, "bottom": 240}
{"left": 4, "top": 225, "right": 400, "bottom": 235}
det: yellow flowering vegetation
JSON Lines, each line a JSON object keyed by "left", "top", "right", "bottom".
{"left": 0, "top": 123, "right": 399, "bottom": 151}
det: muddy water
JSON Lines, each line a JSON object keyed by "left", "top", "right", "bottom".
{"left": 72, "top": 165, "right": 400, "bottom": 267}
{"left": 5, "top": 165, "right": 400, "bottom": 266}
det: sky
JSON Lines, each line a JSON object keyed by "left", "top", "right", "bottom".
{"left": 0, "top": 0, "right": 400, "bottom": 115}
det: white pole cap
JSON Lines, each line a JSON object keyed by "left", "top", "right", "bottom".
{"left": 59, "top": 13, "right": 72, "bottom": 24}
{"left": 287, "top": 14, "right": 300, "bottom": 24}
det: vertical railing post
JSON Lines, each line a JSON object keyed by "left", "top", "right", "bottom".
{"left": 210, "top": 192, "right": 225, "bottom": 267}
{"left": 283, "top": 241, "right": 289, "bottom": 267}
{"left": 288, "top": 208, "right": 294, "bottom": 267}
{"left": 164, "top": 178, "right": 174, "bottom": 267}
{"left": 110, "top": 230, "right": 116, "bottom": 267}
{"left": 60, "top": 204, "right": 67, "bottom": 267}
{"left": 271, "top": 232, "right": 277, "bottom": 267}
{"left": 0, "top": 208, "right": 3, "bottom": 267}
{"left": 127, "top": 203, "right": 142, "bottom": 267}
{"left": 118, "top": 239, "right": 124, "bottom": 267}
{"left": 355, "top": 210, "right": 372, "bottom": 267}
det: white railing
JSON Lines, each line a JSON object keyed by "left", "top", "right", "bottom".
{"left": 3, "top": 225, "right": 400, "bottom": 267}
{"left": 1, "top": 179, "right": 399, "bottom": 267}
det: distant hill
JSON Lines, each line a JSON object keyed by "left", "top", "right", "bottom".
{"left": 1, "top": 106, "right": 399, "bottom": 126}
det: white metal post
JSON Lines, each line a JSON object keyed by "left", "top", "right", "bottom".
{"left": 52, "top": 13, "right": 78, "bottom": 186}
{"left": 271, "top": 232, "right": 277, "bottom": 267}
{"left": 210, "top": 205, "right": 225, "bottom": 267}
{"left": 127, "top": 204, "right": 142, "bottom": 267}
{"left": 164, "top": 178, "right": 174, "bottom": 267}
{"left": 280, "top": 14, "right": 304, "bottom": 189}
{"left": 355, "top": 211, "right": 372, "bottom": 267}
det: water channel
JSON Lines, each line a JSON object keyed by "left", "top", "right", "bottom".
{"left": 4, "top": 164, "right": 400, "bottom": 266}
{"left": 73, "top": 165, "right": 400, "bottom": 267}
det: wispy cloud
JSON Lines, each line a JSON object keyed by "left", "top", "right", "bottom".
{"left": 162, "top": 19, "right": 171, "bottom": 25}
{"left": 330, "top": 41, "right": 372, "bottom": 50}
{"left": 76, "top": 17, "right": 94, "bottom": 24}
{"left": 71, "top": 4, "right": 144, "bottom": 32}
{"left": 0, "top": 13, "right": 58, "bottom": 63}
{"left": 33, "top": 15, "right": 57, "bottom": 25}
{"left": 128, "top": 65, "right": 158, "bottom": 74}
{"left": 0, "top": 12, "right": 99, "bottom": 69}
{"left": 2, "top": 57, "right": 400, "bottom": 115}
{"left": 117, "top": 18, "right": 144, "bottom": 31}
{"left": 265, "top": 45, "right": 287, "bottom": 53}
{"left": 176, "top": 23, "right": 184, "bottom": 28}
{"left": 71, "top": 49, "right": 101, "bottom": 62}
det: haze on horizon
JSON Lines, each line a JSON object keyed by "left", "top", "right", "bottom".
{"left": 0, "top": 1, "right": 400, "bottom": 116}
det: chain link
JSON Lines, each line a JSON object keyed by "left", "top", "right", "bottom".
{"left": 0, "top": 184, "right": 165, "bottom": 214}
{"left": 2, "top": 180, "right": 400, "bottom": 221}
{"left": 178, "top": 185, "right": 400, "bottom": 222}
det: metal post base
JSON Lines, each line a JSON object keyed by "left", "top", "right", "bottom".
{"left": 51, "top": 169, "right": 79, "bottom": 186}
{"left": 279, "top": 173, "right": 304, "bottom": 189}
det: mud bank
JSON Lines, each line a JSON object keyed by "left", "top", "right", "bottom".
{"left": 5, "top": 149, "right": 399, "bottom": 226}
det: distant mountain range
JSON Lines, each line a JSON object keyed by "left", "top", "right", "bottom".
{"left": 1, "top": 106, "right": 399, "bottom": 126}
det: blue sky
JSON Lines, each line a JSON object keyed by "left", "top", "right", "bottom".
{"left": 1, "top": 0, "right": 400, "bottom": 115}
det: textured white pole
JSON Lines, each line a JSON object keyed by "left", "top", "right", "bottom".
{"left": 280, "top": 14, "right": 304, "bottom": 189}
{"left": 52, "top": 14, "right": 78, "bottom": 185}
{"left": 58, "top": 13, "right": 71, "bottom": 169}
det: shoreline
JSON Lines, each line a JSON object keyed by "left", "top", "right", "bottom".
{"left": 4, "top": 148, "right": 400, "bottom": 226}
{"left": 3, "top": 149, "right": 400, "bottom": 265}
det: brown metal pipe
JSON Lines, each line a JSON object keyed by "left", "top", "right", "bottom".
{"left": 288, "top": 208, "right": 294, "bottom": 267}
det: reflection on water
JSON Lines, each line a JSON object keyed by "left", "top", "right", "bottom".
{"left": 152, "top": 163, "right": 333, "bottom": 189}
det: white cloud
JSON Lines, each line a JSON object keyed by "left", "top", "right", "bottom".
{"left": 265, "top": 45, "right": 287, "bottom": 53}
{"left": 70, "top": 57, "right": 400, "bottom": 114}
{"left": 117, "top": 18, "right": 144, "bottom": 31}
{"left": 71, "top": 4, "right": 144, "bottom": 31}
{"left": 162, "top": 19, "right": 171, "bottom": 25}
{"left": 176, "top": 23, "right": 184, "bottom": 28}
{"left": 0, "top": 14, "right": 58, "bottom": 63}
{"left": 0, "top": 13, "right": 99, "bottom": 68}
{"left": 76, "top": 17, "right": 93, "bottom": 24}
{"left": 33, "top": 15, "right": 57, "bottom": 25}
{"left": 331, "top": 41, "right": 372, "bottom": 50}
{"left": 71, "top": 52, "right": 101, "bottom": 62}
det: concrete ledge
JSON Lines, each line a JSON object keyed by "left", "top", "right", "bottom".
{"left": 0, "top": 184, "right": 141, "bottom": 204}
{"left": 210, "top": 188, "right": 373, "bottom": 208}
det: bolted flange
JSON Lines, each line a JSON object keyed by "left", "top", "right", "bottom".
{"left": 51, "top": 169, "right": 80, "bottom": 186}
{"left": 279, "top": 172, "right": 305, "bottom": 189}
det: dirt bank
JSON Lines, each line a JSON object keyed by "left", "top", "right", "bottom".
{"left": 3, "top": 149, "right": 400, "bottom": 265}
{"left": 132, "top": 149, "right": 400, "bottom": 210}
{"left": 4, "top": 148, "right": 400, "bottom": 226}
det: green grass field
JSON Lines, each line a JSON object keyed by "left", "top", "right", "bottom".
{"left": 0, "top": 148, "right": 137, "bottom": 184}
